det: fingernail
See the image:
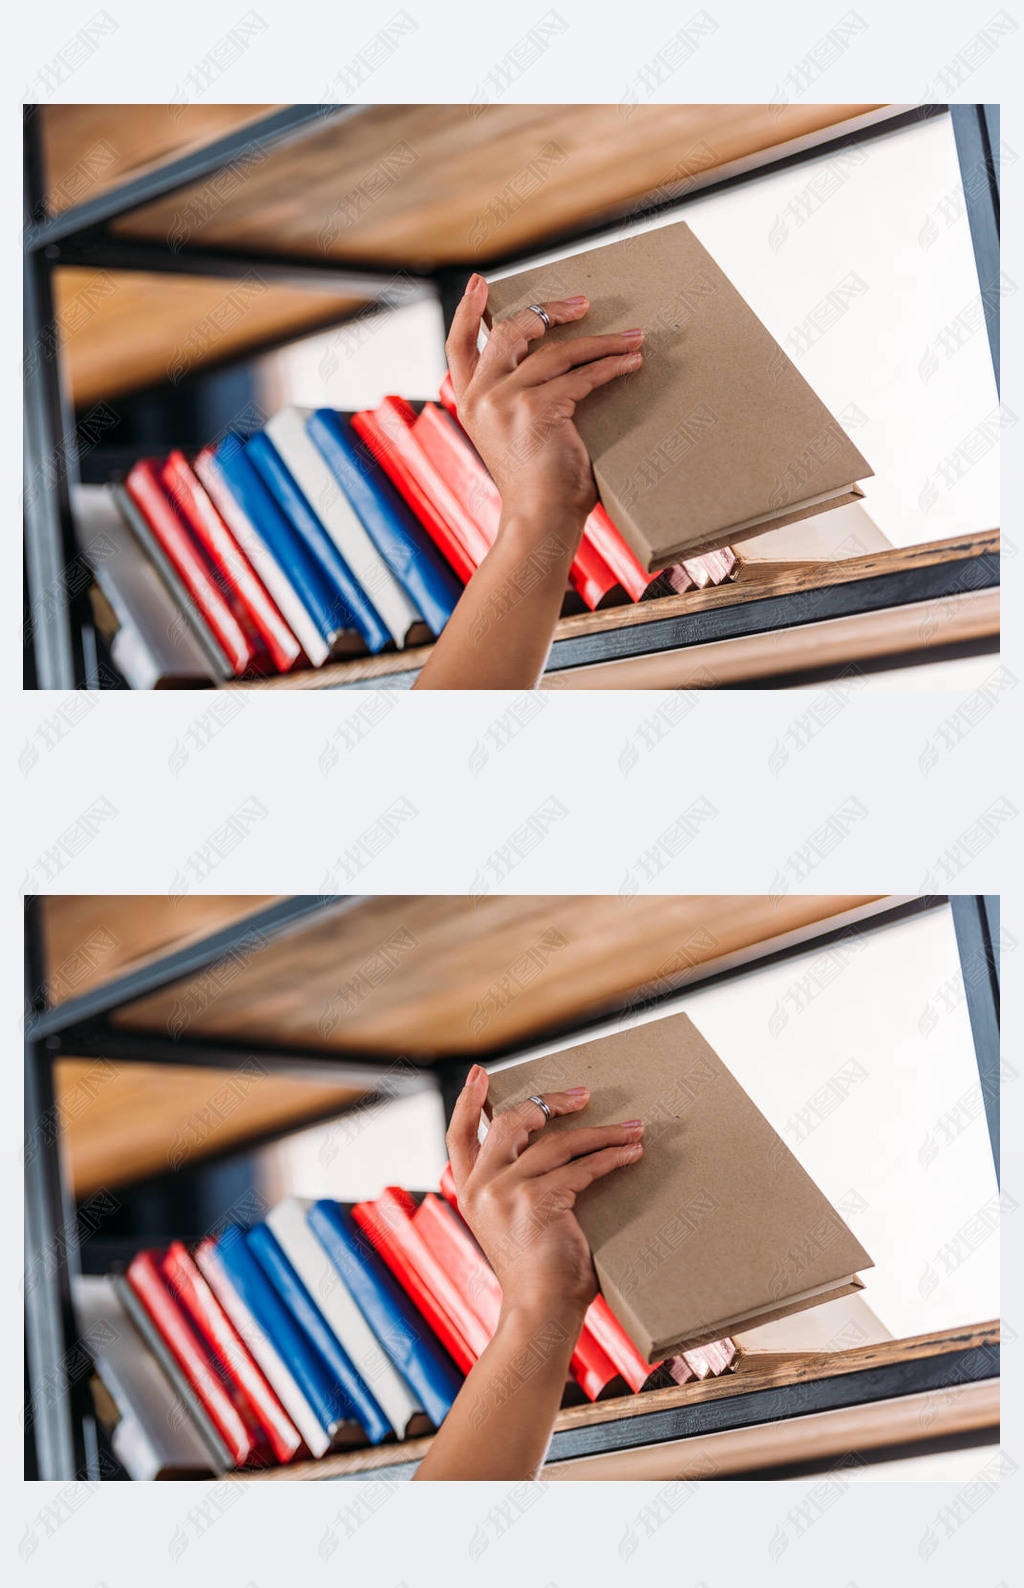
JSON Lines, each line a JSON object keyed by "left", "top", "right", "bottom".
{"left": 619, "top": 328, "right": 643, "bottom": 339}
{"left": 565, "top": 1086, "right": 589, "bottom": 1096}
{"left": 623, "top": 352, "right": 643, "bottom": 369}
{"left": 623, "top": 1143, "right": 643, "bottom": 1159}
{"left": 467, "top": 1063, "right": 483, "bottom": 1083}
{"left": 621, "top": 1119, "right": 643, "bottom": 1129}
{"left": 565, "top": 295, "right": 588, "bottom": 306}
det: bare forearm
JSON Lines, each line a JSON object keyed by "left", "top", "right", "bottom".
{"left": 413, "top": 510, "right": 583, "bottom": 690}
{"left": 413, "top": 1300, "right": 585, "bottom": 1479}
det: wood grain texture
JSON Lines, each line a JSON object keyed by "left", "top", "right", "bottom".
{"left": 222, "top": 532, "right": 1000, "bottom": 689}
{"left": 112, "top": 104, "right": 886, "bottom": 267}
{"left": 40, "top": 896, "right": 280, "bottom": 1007}
{"left": 226, "top": 1321, "right": 999, "bottom": 1480}
{"left": 54, "top": 266, "right": 364, "bottom": 405}
{"left": 109, "top": 895, "right": 887, "bottom": 1058}
{"left": 56, "top": 1058, "right": 364, "bottom": 1197}
{"left": 40, "top": 105, "right": 281, "bottom": 214}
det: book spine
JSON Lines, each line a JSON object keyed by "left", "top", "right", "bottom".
{"left": 161, "top": 1241, "right": 304, "bottom": 1464}
{"left": 306, "top": 1200, "right": 462, "bottom": 1428}
{"left": 245, "top": 432, "right": 391, "bottom": 655}
{"left": 246, "top": 1223, "right": 392, "bottom": 1445}
{"left": 161, "top": 452, "right": 302, "bottom": 673}
{"left": 349, "top": 409, "right": 477, "bottom": 585}
{"left": 124, "top": 461, "right": 260, "bottom": 675}
{"left": 410, "top": 1194, "right": 502, "bottom": 1335}
{"left": 126, "top": 1250, "right": 262, "bottom": 1466}
{"left": 350, "top": 1199, "right": 476, "bottom": 1376}
{"left": 111, "top": 1272, "right": 233, "bottom": 1473}
{"left": 193, "top": 446, "right": 323, "bottom": 667}
{"left": 194, "top": 1238, "right": 329, "bottom": 1459}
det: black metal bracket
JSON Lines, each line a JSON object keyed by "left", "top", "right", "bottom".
{"left": 949, "top": 895, "right": 1001, "bottom": 1182}
{"left": 949, "top": 104, "right": 1001, "bottom": 393}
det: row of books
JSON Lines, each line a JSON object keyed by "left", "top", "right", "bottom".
{"left": 75, "top": 1166, "right": 735, "bottom": 1478}
{"left": 75, "top": 372, "right": 737, "bottom": 688}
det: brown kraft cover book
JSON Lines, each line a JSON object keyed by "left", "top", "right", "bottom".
{"left": 485, "top": 220, "right": 873, "bottom": 572}
{"left": 485, "top": 1010, "right": 872, "bottom": 1363}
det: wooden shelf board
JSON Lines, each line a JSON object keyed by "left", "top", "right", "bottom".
{"left": 226, "top": 1320, "right": 999, "bottom": 1480}
{"left": 222, "top": 531, "right": 1000, "bottom": 690}
{"left": 110, "top": 104, "right": 886, "bottom": 269}
{"left": 56, "top": 1057, "right": 367, "bottom": 1198}
{"left": 40, "top": 896, "right": 282, "bottom": 1008}
{"left": 40, "top": 105, "right": 282, "bottom": 216}
{"left": 55, "top": 266, "right": 366, "bottom": 406}
{"left": 108, "top": 894, "right": 888, "bottom": 1059}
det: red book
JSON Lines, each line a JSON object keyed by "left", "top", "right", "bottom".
{"left": 415, "top": 401, "right": 619, "bottom": 613}
{"left": 126, "top": 1250, "right": 269, "bottom": 1467}
{"left": 351, "top": 405, "right": 478, "bottom": 583}
{"left": 124, "top": 460, "right": 265, "bottom": 676}
{"left": 584, "top": 1294, "right": 658, "bottom": 1395}
{"left": 351, "top": 1197, "right": 476, "bottom": 1375}
{"left": 160, "top": 1241, "right": 305, "bottom": 1464}
{"left": 435, "top": 1165, "right": 621, "bottom": 1402}
{"left": 160, "top": 452, "right": 303, "bottom": 674}
{"left": 411, "top": 1193, "right": 502, "bottom": 1335}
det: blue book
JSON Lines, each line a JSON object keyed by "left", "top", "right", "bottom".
{"left": 245, "top": 432, "right": 390, "bottom": 655}
{"left": 307, "top": 1200, "right": 462, "bottom": 1429}
{"left": 245, "top": 1223, "right": 392, "bottom": 1445}
{"left": 306, "top": 410, "right": 462, "bottom": 636}
{"left": 214, "top": 1224, "right": 358, "bottom": 1441}
{"left": 209, "top": 434, "right": 356, "bottom": 660}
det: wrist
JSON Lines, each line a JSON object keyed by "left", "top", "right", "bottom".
{"left": 496, "top": 1294, "right": 589, "bottom": 1347}
{"left": 498, "top": 506, "right": 588, "bottom": 556}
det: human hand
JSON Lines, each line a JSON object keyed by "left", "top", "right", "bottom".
{"left": 444, "top": 274, "right": 644, "bottom": 529}
{"left": 445, "top": 1064, "right": 644, "bottom": 1325}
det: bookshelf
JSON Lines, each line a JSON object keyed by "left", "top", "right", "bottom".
{"left": 25, "top": 893, "right": 1000, "bottom": 1480}
{"left": 24, "top": 103, "right": 1001, "bottom": 689}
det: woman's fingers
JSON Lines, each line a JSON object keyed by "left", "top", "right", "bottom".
{"left": 445, "top": 273, "right": 488, "bottom": 398}
{"left": 512, "top": 1120, "right": 644, "bottom": 1179}
{"left": 547, "top": 1139, "right": 644, "bottom": 1199}
{"left": 511, "top": 330, "right": 644, "bottom": 388}
{"left": 478, "top": 296, "right": 590, "bottom": 378}
{"left": 475, "top": 1086, "right": 591, "bottom": 1171}
{"left": 541, "top": 350, "right": 643, "bottom": 408}
{"left": 445, "top": 1063, "right": 489, "bottom": 1185}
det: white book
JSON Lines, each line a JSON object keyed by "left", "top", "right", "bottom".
{"left": 267, "top": 1197, "right": 425, "bottom": 1438}
{"left": 193, "top": 1242, "right": 330, "bottom": 1458}
{"left": 266, "top": 407, "right": 423, "bottom": 647}
{"left": 193, "top": 449, "right": 330, "bottom": 668}
{"left": 73, "top": 485, "right": 216, "bottom": 685}
{"left": 74, "top": 1275, "right": 215, "bottom": 1477}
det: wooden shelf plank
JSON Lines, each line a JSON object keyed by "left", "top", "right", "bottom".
{"left": 55, "top": 266, "right": 365, "bottom": 406}
{"left": 111, "top": 104, "right": 886, "bottom": 268}
{"left": 223, "top": 532, "right": 1000, "bottom": 690}
{"left": 225, "top": 1320, "right": 999, "bottom": 1480}
{"left": 107, "top": 894, "right": 889, "bottom": 1059}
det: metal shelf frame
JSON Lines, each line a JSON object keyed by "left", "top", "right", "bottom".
{"left": 24, "top": 893, "right": 1000, "bottom": 1479}
{"left": 23, "top": 103, "right": 1000, "bottom": 689}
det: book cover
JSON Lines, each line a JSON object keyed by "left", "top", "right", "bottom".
{"left": 213, "top": 1225, "right": 361, "bottom": 1445}
{"left": 125, "top": 1250, "right": 268, "bottom": 1467}
{"left": 265, "top": 407, "right": 425, "bottom": 647}
{"left": 246, "top": 1222, "right": 392, "bottom": 1445}
{"left": 485, "top": 220, "right": 873, "bottom": 570}
{"left": 194, "top": 1237, "right": 331, "bottom": 1459}
{"left": 245, "top": 431, "right": 391, "bottom": 655}
{"left": 307, "top": 1200, "right": 461, "bottom": 1428}
{"left": 351, "top": 406, "right": 477, "bottom": 585}
{"left": 161, "top": 1241, "right": 304, "bottom": 1464}
{"left": 160, "top": 451, "right": 303, "bottom": 673}
{"left": 484, "top": 1010, "right": 873, "bottom": 1361}
{"left": 350, "top": 1197, "right": 477, "bottom": 1375}
{"left": 124, "top": 461, "right": 265, "bottom": 675}
{"left": 268, "top": 1197, "right": 427, "bottom": 1440}
{"left": 308, "top": 408, "right": 463, "bottom": 634}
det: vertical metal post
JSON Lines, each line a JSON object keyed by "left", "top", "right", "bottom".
{"left": 949, "top": 895, "right": 1000, "bottom": 1184}
{"left": 434, "top": 266, "right": 475, "bottom": 339}
{"left": 23, "top": 107, "right": 96, "bottom": 690}
{"left": 24, "top": 897, "right": 93, "bottom": 1478}
{"left": 949, "top": 104, "right": 1001, "bottom": 394}
{"left": 436, "top": 1058, "right": 474, "bottom": 1129}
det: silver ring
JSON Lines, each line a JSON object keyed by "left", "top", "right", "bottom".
{"left": 526, "top": 304, "right": 551, "bottom": 330}
{"left": 527, "top": 1094, "right": 552, "bottom": 1124}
